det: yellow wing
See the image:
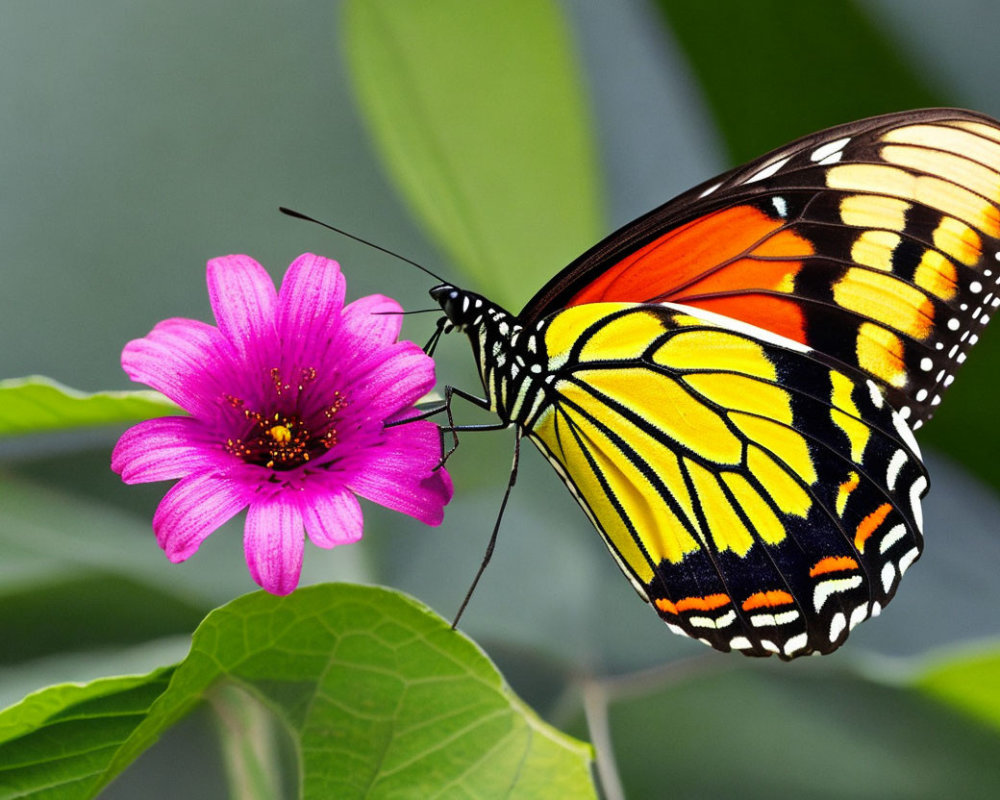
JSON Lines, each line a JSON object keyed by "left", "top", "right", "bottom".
{"left": 527, "top": 302, "right": 927, "bottom": 658}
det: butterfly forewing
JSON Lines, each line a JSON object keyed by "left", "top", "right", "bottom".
{"left": 520, "top": 109, "right": 1000, "bottom": 427}
{"left": 523, "top": 302, "right": 927, "bottom": 658}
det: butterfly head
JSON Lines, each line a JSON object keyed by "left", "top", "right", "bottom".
{"left": 430, "top": 283, "right": 491, "bottom": 334}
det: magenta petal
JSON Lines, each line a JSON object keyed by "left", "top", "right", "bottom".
{"left": 299, "top": 483, "right": 364, "bottom": 548}
{"left": 122, "top": 318, "right": 237, "bottom": 417}
{"left": 153, "top": 473, "right": 250, "bottom": 562}
{"left": 275, "top": 254, "right": 346, "bottom": 365}
{"left": 349, "top": 342, "right": 437, "bottom": 417}
{"left": 340, "top": 295, "right": 403, "bottom": 360}
{"left": 244, "top": 497, "right": 304, "bottom": 595}
{"left": 348, "top": 421, "right": 453, "bottom": 524}
{"left": 207, "top": 255, "right": 278, "bottom": 366}
{"left": 112, "top": 416, "right": 225, "bottom": 483}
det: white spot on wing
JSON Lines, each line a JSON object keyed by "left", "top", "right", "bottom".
{"left": 886, "top": 450, "right": 908, "bottom": 492}
{"left": 750, "top": 610, "right": 800, "bottom": 628}
{"left": 910, "top": 475, "right": 928, "bottom": 533}
{"left": 746, "top": 156, "right": 792, "bottom": 183}
{"left": 880, "top": 523, "right": 907, "bottom": 554}
{"left": 699, "top": 181, "right": 722, "bottom": 198}
{"left": 783, "top": 633, "right": 809, "bottom": 656}
{"left": 829, "top": 612, "right": 847, "bottom": 642}
{"left": 810, "top": 136, "right": 851, "bottom": 162}
{"left": 867, "top": 380, "right": 884, "bottom": 409}
{"left": 900, "top": 547, "right": 920, "bottom": 575}
{"left": 849, "top": 603, "right": 869, "bottom": 630}
{"left": 813, "top": 575, "right": 862, "bottom": 612}
{"left": 881, "top": 562, "right": 897, "bottom": 593}
{"left": 892, "top": 408, "right": 922, "bottom": 458}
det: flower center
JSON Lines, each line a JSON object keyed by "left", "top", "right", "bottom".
{"left": 223, "top": 368, "right": 348, "bottom": 470}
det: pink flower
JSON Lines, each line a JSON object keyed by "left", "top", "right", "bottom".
{"left": 112, "top": 253, "right": 452, "bottom": 594}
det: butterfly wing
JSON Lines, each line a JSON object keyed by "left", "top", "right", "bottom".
{"left": 523, "top": 301, "right": 927, "bottom": 658}
{"left": 520, "top": 108, "right": 1000, "bottom": 427}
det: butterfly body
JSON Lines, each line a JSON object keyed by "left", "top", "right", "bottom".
{"left": 432, "top": 109, "right": 1000, "bottom": 658}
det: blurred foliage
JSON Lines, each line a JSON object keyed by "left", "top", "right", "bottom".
{"left": 0, "top": 378, "right": 177, "bottom": 437}
{"left": 343, "top": 0, "right": 602, "bottom": 309}
{"left": 1, "top": 1, "right": 1000, "bottom": 798}
{"left": 652, "top": 0, "right": 942, "bottom": 160}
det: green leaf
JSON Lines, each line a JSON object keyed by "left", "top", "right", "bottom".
{"left": 0, "top": 585, "right": 595, "bottom": 799}
{"left": 0, "top": 377, "right": 178, "bottom": 438}
{"left": 0, "top": 669, "right": 175, "bottom": 800}
{"left": 343, "top": 0, "right": 602, "bottom": 309}
{"left": 915, "top": 646, "right": 1000, "bottom": 732}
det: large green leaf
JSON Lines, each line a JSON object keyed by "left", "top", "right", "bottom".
{"left": 0, "top": 585, "right": 595, "bottom": 799}
{"left": 343, "top": 0, "right": 602, "bottom": 309}
{"left": 0, "top": 377, "right": 178, "bottom": 438}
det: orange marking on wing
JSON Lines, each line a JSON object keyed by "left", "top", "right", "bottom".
{"left": 682, "top": 295, "right": 807, "bottom": 343}
{"left": 675, "top": 258, "right": 804, "bottom": 300}
{"left": 854, "top": 503, "right": 893, "bottom": 551}
{"left": 751, "top": 227, "right": 815, "bottom": 258}
{"left": 656, "top": 593, "right": 731, "bottom": 615}
{"left": 742, "top": 590, "right": 795, "bottom": 611}
{"left": 566, "top": 206, "right": 810, "bottom": 338}
{"left": 809, "top": 555, "right": 860, "bottom": 577}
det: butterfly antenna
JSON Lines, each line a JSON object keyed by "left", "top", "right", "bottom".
{"left": 374, "top": 307, "right": 440, "bottom": 316}
{"left": 279, "top": 206, "right": 447, "bottom": 283}
{"left": 451, "top": 431, "right": 521, "bottom": 629}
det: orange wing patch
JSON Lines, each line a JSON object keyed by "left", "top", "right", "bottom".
{"left": 742, "top": 590, "right": 795, "bottom": 611}
{"left": 810, "top": 556, "right": 860, "bottom": 577}
{"left": 566, "top": 206, "right": 812, "bottom": 344}
{"left": 656, "top": 593, "right": 731, "bottom": 615}
{"left": 854, "top": 503, "right": 894, "bottom": 551}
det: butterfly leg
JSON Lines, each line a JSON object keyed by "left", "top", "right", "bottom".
{"left": 451, "top": 429, "right": 521, "bottom": 629}
{"left": 436, "top": 385, "right": 508, "bottom": 468}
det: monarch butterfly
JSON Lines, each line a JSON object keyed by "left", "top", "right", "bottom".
{"left": 426, "top": 108, "right": 1000, "bottom": 659}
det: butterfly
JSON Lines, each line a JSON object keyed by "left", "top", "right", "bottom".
{"left": 428, "top": 108, "right": 1000, "bottom": 659}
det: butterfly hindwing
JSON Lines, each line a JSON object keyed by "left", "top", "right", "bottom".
{"left": 522, "top": 302, "right": 927, "bottom": 658}
{"left": 521, "top": 109, "right": 1000, "bottom": 427}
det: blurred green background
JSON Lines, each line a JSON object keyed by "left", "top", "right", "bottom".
{"left": 4, "top": 1, "right": 1000, "bottom": 797}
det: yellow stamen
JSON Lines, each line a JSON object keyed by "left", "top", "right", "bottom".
{"left": 269, "top": 424, "right": 292, "bottom": 444}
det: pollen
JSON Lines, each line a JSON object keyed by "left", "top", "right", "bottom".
{"left": 269, "top": 424, "right": 292, "bottom": 444}
{"left": 223, "top": 383, "right": 348, "bottom": 470}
